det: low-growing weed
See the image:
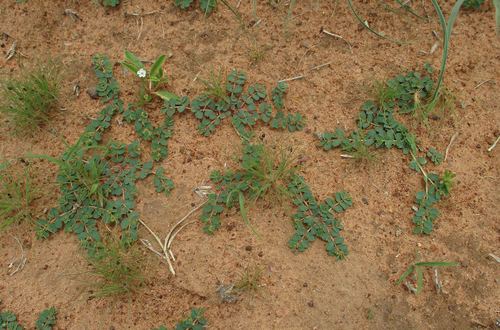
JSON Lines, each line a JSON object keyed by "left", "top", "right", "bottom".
{"left": 27, "top": 54, "right": 174, "bottom": 258}
{"left": 0, "top": 299, "right": 57, "bottom": 330}
{"left": 163, "top": 70, "right": 305, "bottom": 138}
{"left": 334, "top": 130, "right": 384, "bottom": 178}
{"left": 0, "top": 307, "right": 22, "bottom": 330}
{"left": 195, "top": 62, "right": 229, "bottom": 103}
{"left": 36, "top": 307, "right": 59, "bottom": 330}
{"left": 201, "top": 133, "right": 351, "bottom": 259}
{"left": 203, "top": 134, "right": 308, "bottom": 237}
{"left": 0, "top": 158, "right": 46, "bottom": 232}
{"left": 0, "top": 55, "right": 66, "bottom": 135}
{"left": 462, "top": 0, "right": 484, "bottom": 9}
{"left": 234, "top": 259, "right": 269, "bottom": 307}
{"left": 154, "top": 308, "right": 207, "bottom": 330}
{"left": 103, "top": 0, "right": 120, "bottom": 6}
{"left": 242, "top": 37, "right": 269, "bottom": 63}
{"left": 397, "top": 251, "right": 457, "bottom": 295}
{"left": 238, "top": 134, "right": 309, "bottom": 216}
{"left": 320, "top": 64, "right": 456, "bottom": 234}
{"left": 121, "top": 51, "right": 178, "bottom": 105}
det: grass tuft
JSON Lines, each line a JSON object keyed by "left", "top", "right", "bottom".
{"left": 70, "top": 235, "right": 148, "bottom": 303}
{"left": 234, "top": 259, "right": 269, "bottom": 307}
{"left": 196, "top": 61, "right": 229, "bottom": 103}
{"left": 0, "top": 158, "right": 46, "bottom": 232}
{"left": 0, "top": 55, "right": 66, "bottom": 135}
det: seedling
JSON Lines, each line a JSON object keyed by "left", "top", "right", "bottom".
{"left": 242, "top": 37, "right": 269, "bottom": 63}
{"left": 0, "top": 55, "right": 66, "bottom": 135}
{"left": 121, "top": 51, "right": 178, "bottom": 104}
{"left": 397, "top": 252, "right": 457, "bottom": 295}
{"left": 234, "top": 259, "right": 270, "bottom": 307}
{"left": 36, "top": 307, "right": 59, "bottom": 330}
{"left": 0, "top": 309, "right": 22, "bottom": 330}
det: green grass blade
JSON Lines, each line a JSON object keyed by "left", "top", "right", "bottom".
{"left": 415, "top": 262, "right": 458, "bottom": 267}
{"left": 415, "top": 265, "right": 423, "bottom": 295}
{"left": 282, "top": 0, "right": 295, "bottom": 45}
{"left": 254, "top": 0, "right": 258, "bottom": 22}
{"left": 430, "top": 0, "right": 465, "bottom": 100}
{"left": 393, "top": 0, "right": 435, "bottom": 21}
{"left": 494, "top": 0, "right": 500, "bottom": 37}
{"left": 219, "top": 0, "right": 248, "bottom": 37}
{"left": 269, "top": 0, "right": 287, "bottom": 20}
{"left": 378, "top": 2, "right": 416, "bottom": 28}
{"left": 397, "top": 265, "right": 414, "bottom": 287}
{"left": 239, "top": 192, "right": 262, "bottom": 239}
{"left": 23, "top": 154, "right": 66, "bottom": 167}
{"left": 347, "top": 0, "right": 416, "bottom": 43}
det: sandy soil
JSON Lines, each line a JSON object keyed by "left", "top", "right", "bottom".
{"left": 0, "top": 0, "right": 499, "bottom": 329}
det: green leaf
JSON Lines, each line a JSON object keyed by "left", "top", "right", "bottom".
{"left": 155, "top": 91, "right": 180, "bottom": 101}
{"left": 239, "top": 193, "right": 261, "bottom": 239}
{"left": 124, "top": 50, "right": 144, "bottom": 70}
{"left": 417, "top": 157, "right": 426, "bottom": 165}
{"left": 397, "top": 265, "right": 414, "bottom": 287}
{"left": 150, "top": 55, "right": 166, "bottom": 77}
{"left": 121, "top": 62, "right": 139, "bottom": 74}
{"left": 494, "top": 0, "right": 500, "bottom": 37}
{"left": 415, "top": 265, "right": 423, "bottom": 295}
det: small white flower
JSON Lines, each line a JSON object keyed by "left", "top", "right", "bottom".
{"left": 137, "top": 68, "right": 147, "bottom": 78}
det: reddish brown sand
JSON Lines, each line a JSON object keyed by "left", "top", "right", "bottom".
{"left": 0, "top": 0, "right": 499, "bottom": 329}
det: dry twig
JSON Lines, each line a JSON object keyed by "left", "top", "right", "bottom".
{"left": 139, "top": 186, "right": 212, "bottom": 275}
{"left": 63, "top": 9, "right": 83, "bottom": 21}
{"left": 445, "top": 131, "right": 459, "bottom": 161}
{"left": 320, "top": 29, "right": 353, "bottom": 54}
{"left": 7, "top": 235, "right": 26, "bottom": 276}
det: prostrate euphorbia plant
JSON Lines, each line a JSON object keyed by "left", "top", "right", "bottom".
{"left": 121, "top": 51, "right": 179, "bottom": 104}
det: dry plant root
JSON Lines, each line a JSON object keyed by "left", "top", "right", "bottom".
{"left": 139, "top": 186, "right": 212, "bottom": 275}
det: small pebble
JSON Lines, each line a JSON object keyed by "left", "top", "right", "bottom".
{"left": 87, "top": 87, "right": 99, "bottom": 99}
{"left": 246, "top": 246, "right": 252, "bottom": 251}
{"left": 307, "top": 301, "right": 314, "bottom": 307}
{"left": 362, "top": 198, "right": 368, "bottom": 205}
